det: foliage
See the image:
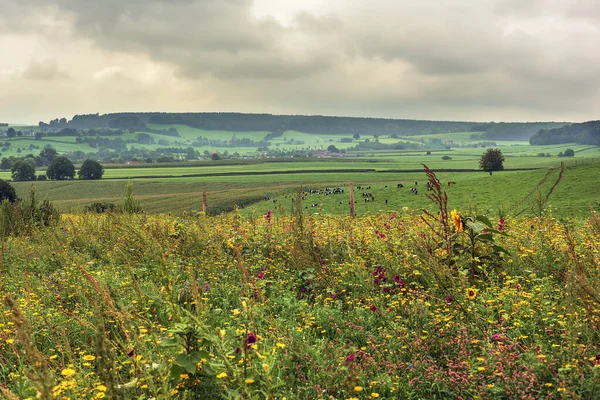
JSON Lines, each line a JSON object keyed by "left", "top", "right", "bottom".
{"left": 0, "top": 206, "right": 599, "bottom": 398}
{"left": 0, "top": 179, "right": 17, "bottom": 203}
{"left": 77, "top": 159, "right": 104, "bottom": 180}
{"left": 479, "top": 148, "right": 505, "bottom": 172}
{"left": 0, "top": 185, "right": 59, "bottom": 237}
{"left": 46, "top": 156, "right": 75, "bottom": 180}
{"left": 530, "top": 120, "right": 600, "bottom": 146}
{"left": 122, "top": 181, "right": 142, "bottom": 213}
{"left": 11, "top": 160, "right": 37, "bottom": 181}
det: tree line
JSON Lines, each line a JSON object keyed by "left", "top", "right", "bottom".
{"left": 529, "top": 120, "right": 600, "bottom": 146}
{"left": 1, "top": 146, "right": 103, "bottom": 181}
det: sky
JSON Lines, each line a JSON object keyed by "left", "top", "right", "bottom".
{"left": 0, "top": 0, "right": 599, "bottom": 124}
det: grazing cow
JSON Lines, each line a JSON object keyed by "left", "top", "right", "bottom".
{"left": 414, "top": 189, "right": 418, "bottom": 195}
{"left": 385, "top": 199, "right": 388, "bottom": 204}
{"left": 397, "top": 183, "right": 404, "bottom": 188}
{"left": 415, "top": 181, "right": 418, "bottom": 185}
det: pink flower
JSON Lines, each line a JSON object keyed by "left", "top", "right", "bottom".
{"left": 491, "top": 333, "right": 503, "bottom": 342}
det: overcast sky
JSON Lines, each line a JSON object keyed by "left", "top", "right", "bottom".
{"left": 1, "top": 0, "right": 599, "bottom": 124}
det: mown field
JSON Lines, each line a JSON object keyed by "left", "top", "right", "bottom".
{"left": 0, "top": 180, "right": 599, "bottom": 398}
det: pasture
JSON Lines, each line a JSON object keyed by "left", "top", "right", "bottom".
{"left": 8, "top": 162, "right": 599, "bottom": 218}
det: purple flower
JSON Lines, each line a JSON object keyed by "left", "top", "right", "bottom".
{"left": 445, "top": 295, "right": 453, "bottom": 303}
{"left": 491, "top": 333, "right": 503, "bottom": 342}
{"left": 257, "top": 272, "right": 265, "bottom": 279}
{"left": 331, "top": 293, "right": 337, "bottom": 299}
{"left": 127, "top": 349, "right": 135, "bottom": 357}
{"left": 266, "top": 209, "right": 272, "bottom": 224}
{"left": 244, "top": 332, "right": 258, "bottom": 349}
{"left": 346, "top": 354, "right": 355, "bottom": 362}
{"left": 205, "top": 283, "right": 210, "bottom": 291}
{"left": 234, "top": 347, "right": 241, "bottom": 354}
{"left": 370, "top": 304, "right": 378, "bottom": 313}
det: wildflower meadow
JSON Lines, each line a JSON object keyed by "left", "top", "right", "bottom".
{"left": 1, "top": 169, "right": 599, "bottom": 399}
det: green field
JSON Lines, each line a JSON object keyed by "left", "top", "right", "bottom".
{"left": 9, "top": 161, "right": 599, "bottom": 218}
{"left": 2, "top": 124, "right": 598, "bottom": 218}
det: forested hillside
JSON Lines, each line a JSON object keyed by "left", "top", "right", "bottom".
{"left": 60, "top": 112, "right": 478, "bottom": 135}
{"left": 33, "top": 112, "right": 570, "bottom": 140}
{"left": 469, "top": 122, "right": 567, "bottom": 140}
{"left": 529, "top": 120, "right": 600, "bottom": 145}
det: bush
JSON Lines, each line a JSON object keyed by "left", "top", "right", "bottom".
{"left": 84, "top": 202, "right": 117, "bottom": 213}
{"left": 37, "top": 174, "right": 47, "bottom": 181}
{"left": 442, "top": 155, "right": 452, "bottom": 160}
{"left": 0, "top": 179, "right": 17, "bottom": 202}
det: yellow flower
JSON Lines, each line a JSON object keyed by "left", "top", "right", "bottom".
{"left": 354, "top": 386, "right": 363, "bottom": 392}
{"left": 466, "top": 288, "right": 479, "bottom": 300}
{"left": 96, "top": 385, "right": 107, "bottom": 392}
{"left": 61, "top": 368, "right": 76, "bottom": 377}
{"left": 216, "top": 372, "right": 228, "bottom": 379}
{"left": 83, "top": 355, "right": 96, "bottom": 361}
{"left": 371, "top": 393, "right": 380, "bottom": 398}
{"left": 245, "top": 378, "right": 255, "bottom": 384}
{"left": 451, "top": 209, "right": 463, "bottom": 233}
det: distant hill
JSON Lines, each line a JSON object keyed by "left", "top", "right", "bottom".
{"left": 529, "top": 120, "right": 600, "bottom": 145}
{"left": 469, "top": 122, "right": 568, "bottom": 141}
{"left": 33, "top": 112, "right": 572, "bottom": 140}
{"left": 63, "top": 112, "right": 478, "bottom": 136}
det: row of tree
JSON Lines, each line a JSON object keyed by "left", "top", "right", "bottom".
{"left": 10, "top": 158, "right": 103, "bottom": 181}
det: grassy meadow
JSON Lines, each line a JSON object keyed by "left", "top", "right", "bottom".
{"left": 1, "top": 175, "right": 600, "bottom": 398}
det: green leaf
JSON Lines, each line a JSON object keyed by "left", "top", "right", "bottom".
{"left": 169, "top": 364, "right": 185, "bottom": 381}
{"left": 477, "top": 233, "right": 494, "bottom": 242}
{"left": 175, "top": 351, "right": 208, "bottom": 374}
{"left": 466, "top": 220, "right": 486, "bottom": 234}
{"left": 475, "top": 215, "right": 494, "bottom": 229}
{"left": 492, "top": 244, "right": 510, "bottom": 255}
{"left": 159, "top": 338, "right": 181, "bottom": 348}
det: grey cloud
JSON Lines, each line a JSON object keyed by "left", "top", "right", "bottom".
{"left": 1, "top": 0, "right": 600, "bottom": 122}
{"left": 22, "top": 60, "right": 69, "bottom": 80}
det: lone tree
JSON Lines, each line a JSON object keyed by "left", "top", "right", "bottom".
{"left": 78, "top": 159, "right": 104, "bottom": 180}
{"left": 0, "top": 179, "right": 17, "bottom": 202}
{"left": 11, "top": 160, "right": 37, "bottom": 181}
{"left": 563, "top": 148, "right": 575, "bottom": 157}
{"left": 46, "top": 156, "right": 75, "bottom": 180}
{"left": 479, "top": 148, "right": 505, "bottom": 173}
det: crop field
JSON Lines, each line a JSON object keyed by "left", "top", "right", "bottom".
{"left": 7, "top": 161, "right": 599, "bottom": 219}
{"left": 1, "top": 177, "right": 599, "bottom": 398}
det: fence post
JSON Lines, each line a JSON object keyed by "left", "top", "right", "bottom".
{"left": 349, "top": 183, "right": 355, "bottom": 218}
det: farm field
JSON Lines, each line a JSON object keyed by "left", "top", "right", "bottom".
{"left": 0, "top": 190, "right": 599, "bottom": 399}
{"left": 8, "top": 162, "right": 600, "bottom": 218}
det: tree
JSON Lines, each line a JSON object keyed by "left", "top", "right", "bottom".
{"left": 0, "top": 179, "right": 17, "bottom": 202}
{"left": 563, "top": 148, "right": 575, "bottom": 157}
{"left": 46, "top": 156, "right": 75, "bottom": 180}
{"left": 78, "top": 159, "right": 104, "bottom": 180}
{"left": 11, "top": 160, "right": 37, "bottom": 181}
{"left": 353, "top": 133, "right": 361, "bottom": 140}
{"left": 39, "top": 146, "right": 57, "bottom": 165}
{"left": 327, "top": 145, "right": 340, "bottom": 153}
{"left": 479, "top": 148, "right": 505, "bottom": 172}
{"left": 6, "top": 127, "right": 16, "bottom": 138}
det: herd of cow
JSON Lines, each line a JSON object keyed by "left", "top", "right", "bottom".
{"left": 266, "top": 180, "right": 457, "bottom": 209}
